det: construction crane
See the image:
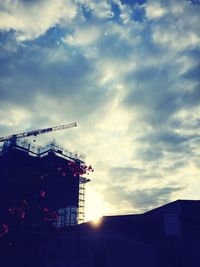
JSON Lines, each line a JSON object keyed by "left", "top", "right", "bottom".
{"left": 0, "top": 122, "right": 77, "bottom": 143}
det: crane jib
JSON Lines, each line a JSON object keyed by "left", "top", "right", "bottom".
{"left": 25, "top": 127, "right": 53, "bottom": 137}
{"left": 0, "top": 122, "right": 77, "bottom": 143}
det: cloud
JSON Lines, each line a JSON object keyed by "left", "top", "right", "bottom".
{"left": 145, "top": 1, "right": 166, "bottom": 19}
{"left": 0, "top": 0, "right": 77, "bottom": 41}
{"left": 78, "top": 0, "right": 114, "bottom": 19}
{"left": 64, "top": 24, "right": 101, "bottom": 47}
{"left": 0, "top": 0, "right": 200, "bottom": 218}
{"left": 152, "top": 26, "right": 200, "bottom": 51}
{"left": 102, "top": 184, "right": 183, "bottom": 213}
{"left": 129, "top": 186, "right": 183, "bottom": 210}
{"left": 110, "top": 166, "right": 143, "bottom": 178}
{"left": 148, "top": 0, "right": 200, "bottom": 51}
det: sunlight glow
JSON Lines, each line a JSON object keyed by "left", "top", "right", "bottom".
{"left": 85, "top": 188, "right": 106, "bottom": 221}
{"left": 90, "top": 216, "right": 103, "bottom": 228}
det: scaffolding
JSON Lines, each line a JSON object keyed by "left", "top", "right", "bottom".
{"left": 0, "top": 139, "right": 85, "bottom": 162}
{"left": 78, "top": 177, "right": 90, "bottom": 224}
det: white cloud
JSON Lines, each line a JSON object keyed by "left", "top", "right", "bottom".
{"left": 64, "top": 24, "right": 102, "bottom": 47}
{"left": 145, "top": 1, "right": 166, "bottom": 19}
{"left": 0, "top": 106, "right": 31, "bottom": 130}
{"left": 147, "top": 0, "right": 200, "bottom": 51}
{"left": 77, "top": 0, "right": 114, "bottom": 19}
{"left": 0, "top": 0, "right": 77, "bottom": 41}
{"left": 152, "top": 25, "right": 200, "bottom": 50}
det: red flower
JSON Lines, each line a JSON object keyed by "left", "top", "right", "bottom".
{"left": 43, "top": 208, "right": 49, "bottom": 212}
{"left": 0, "top": 224, "right": 8, "bottom": 238}
{"left": 8, "top": 207, "right": 26, "bottom": 219}
{"left": 40, "top": 191, "right": 46, "bottom": 198}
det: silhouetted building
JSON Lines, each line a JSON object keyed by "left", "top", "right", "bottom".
{"left": 39, "top": 200, "right": 200, "bottom": 267}
{"left": 0, "top": 139, "right": 89, "bottom": 227}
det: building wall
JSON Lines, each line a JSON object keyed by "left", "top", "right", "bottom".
{"left": 40, "top": 232, "right": 155, "bottom": 267}
{"left": 39, "top": 152, "right": 80, "bottom": 210}
{"left": 0, "top": 147, "right": 80, "bottom": 226}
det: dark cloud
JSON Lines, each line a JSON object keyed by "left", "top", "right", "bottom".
{"left": 122, "top": 65, "right": 182, "bottom": 126}
{"left": 129, "top": 186, "right": 183, "bottom": 210}
{"left": 135, "top": 128, "right": 198, "bottom": 164}
{"left": 102, "top": 184, "right": 183, "bottom": 212}
{"left": 164, "top": 161, "right": 187, "bottom": 173}
{"left": 0, "top": 35, "right": 109, "bottom": 127}
{"left": 0, "top": 46, "right": 90, "bottom": 100}
{"left": 139, "top": 130, "right": 194, "bottom": 149}
{"left": 136, "top": 146, "right": 164, "bottom": 162}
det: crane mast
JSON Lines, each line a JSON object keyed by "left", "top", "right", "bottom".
{"left": 0, "top": 122, "right": 77, "bottom": 143}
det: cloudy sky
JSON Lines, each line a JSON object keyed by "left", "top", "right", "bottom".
{"left": 0, "top": 0, "right": 200, "bottom": 221}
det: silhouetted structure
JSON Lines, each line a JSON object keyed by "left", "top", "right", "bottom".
{"left": 0, "top": 139, "right": 90, "bottom": 227}
{"left": 39, "top": 200, "right": 200, "bottom": 267}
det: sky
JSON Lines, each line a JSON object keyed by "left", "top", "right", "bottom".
{"left": 0, "top": 0, "right": 200, "bottom": 221}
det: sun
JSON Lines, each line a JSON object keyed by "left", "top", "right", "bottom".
{"left": 90, "top": 216, "right": 103, "bottom": 228}
{"left": 84, "top": 188, "right": 106, "bottom": 222}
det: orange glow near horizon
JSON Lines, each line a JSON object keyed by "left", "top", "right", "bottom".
{"left": 90, "top": 216, "right": 103, "bottom": 228}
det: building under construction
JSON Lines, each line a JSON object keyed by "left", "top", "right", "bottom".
{"left": 0, "top": 123, "right": 90, "bottom": 228}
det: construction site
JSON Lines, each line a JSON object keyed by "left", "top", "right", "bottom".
{"left": 0, "top": 123, "right": 200, "bottom": 267}
{"left": 0, "top": 123, "right": 91, "bottom": 227}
